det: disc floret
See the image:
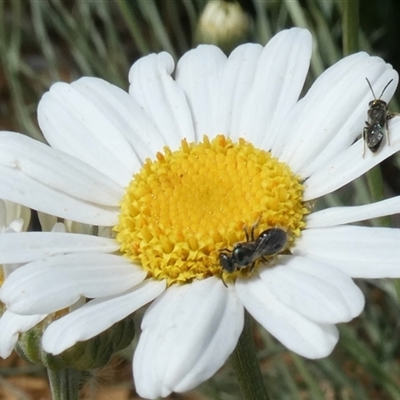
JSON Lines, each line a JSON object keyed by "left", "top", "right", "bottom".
{"left": 115, "top": 135, "right": 308, "bottom": 285}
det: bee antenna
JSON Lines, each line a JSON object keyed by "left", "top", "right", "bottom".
{"left": 365, "top": 78, "right": 376, "bottom": 98}
{"left": 379, "top": 79, "right": 394, "bottom": 99}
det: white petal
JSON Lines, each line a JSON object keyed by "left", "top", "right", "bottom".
{"left": 175, "top": 45, "right": 227, "bottom": 141}
{"left": 275, "top": 53, "right": 398, "bottom": 176}
{"left": 134, "top": 278, "right": 244, "bottom": 398}
{"left": 0, "top": 310, "right": 47, "bottom": 358}
{"left": 259, "top": 255, "right": 364, "bottom": 323}
{"left": 0, "top": 132, "right": 122, "bottom": 205}
{"left": 0, "top": 132, "right": 120, "bottom": 225}
{"left": 40, "top": 77, "right": 169, "bottom": 173}
{"left": 307, "top": 196, "right": 400, "bottom": 228}
{"left": 0, "top": 232, "right": 118, "bottom": 264}
{"left": 70, "top": 78, "right": 165, "bottom": 164}
{"left": 42, "top": 279, "right": 166, "bottom": 355}
{"left": 7, "top": 219, "right": 24, "bottom": 233}
{"left": 216, "top": 43, "right": 263, "bottom": 137}
{"left": 236, "top": 28, "right": 312, "bottom": 148}
{"left": 51, "top": 222, "right": 67, "bottom": 233}
{"left": 0, "top": 165, "right": 118, "bottom": 226}
{"left": 0, "top": 200, "right": 30, "bottom": 231}
{"left": 304, "top": 117, "right": 400, "bottom": 200}
{"left": 294, "top": 226, "right": 400, "bottom": 278}
{"left": 236, "top": 276, "right": 339, "bottom": 359}
{"left": 129, "top": 52, "right": 195, "bottom": 148}
{"left": 38, "top": 79, "right": 139, "bottom": 187}
{"left": 0, "top": 253, "right": 146, "bottom": 314}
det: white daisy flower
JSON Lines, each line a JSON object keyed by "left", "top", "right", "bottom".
{"left": 0, "top": 200, "right": 46, "bottom": 359}
{"left": 0, "top": 215, "right": 133, "bottom": 366}
{"left": 1, "top": 28, "right": 400, "bottom": 398}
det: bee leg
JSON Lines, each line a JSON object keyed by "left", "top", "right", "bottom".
{"left": 249, "top": 215, "right": 262, "bottom": 241}
{"left": 248, "top": 262, "right": 256, "bottom": 273}
{"left": 385, "top": 118, "right": 390, "bottom": 146}
{"left": 386, "top": 112, "right": 399, "bottom": 146}
{"left": 219, "top": 247, "right": 231, "bottom": 253}
{"left": 362, "top": 126, "right": 368, "bottom": 158}
{"left": 249, "top": 224, "right": 255, "bottom": 241}
{"left": 386, "top": 124, "right": 390, "bottom": 146}
{"left": 243, "top": 225, "right": 250, "bottom": 241}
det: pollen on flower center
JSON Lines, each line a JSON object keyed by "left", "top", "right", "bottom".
{"left": 114, "top": 135, "right": 308, "bottom": 285}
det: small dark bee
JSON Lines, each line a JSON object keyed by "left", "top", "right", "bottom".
{"left": 219, "top": 225, "right": 288, "bottom": 279}
{"left": 363, "top": 78, "right": 397, "bottom": 157}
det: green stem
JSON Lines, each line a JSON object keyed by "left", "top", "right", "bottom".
{"left": 230, "top": 312, "right": 271, "bottom": 400}
{"left": 342, "top": 0, "right": 359, "bottom": 56}
{"left": 365, "top": 167, "right": 392, "bottom": 227}
{"left": 47, "top": 368, "right": 80, "bottom": 400}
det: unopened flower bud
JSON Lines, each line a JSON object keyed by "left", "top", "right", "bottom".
{"left": 196, "top": 0, "right": 251, "bottom": 53}
{"left": 15, "top": 313, "right": 135, "bottom": 370}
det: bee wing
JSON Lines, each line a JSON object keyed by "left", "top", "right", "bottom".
{"left": 254, "top": 228, "right": 288, "bottom": 258}
{"left": 367, "top": 125, "right": 384, "bottom": 148}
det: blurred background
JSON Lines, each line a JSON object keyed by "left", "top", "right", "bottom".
{"left": 1, "top": 0, "right": 400, "bottom": 399}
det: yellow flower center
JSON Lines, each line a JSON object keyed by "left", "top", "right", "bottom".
{"left": 114, "top": 135, "right": 308, "bottom": 285}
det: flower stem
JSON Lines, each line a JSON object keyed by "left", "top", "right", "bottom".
{"left": 342, "top": 0, "right": 359, "bottom": 56}
{"left": 365, "top": 167, "right": 392, "bottom": 227}
{"left": 230, "top": 311, "right": 271, "bottom": 400}
{"left": 47, "top": 368, "right": 80, "bottom": 400}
